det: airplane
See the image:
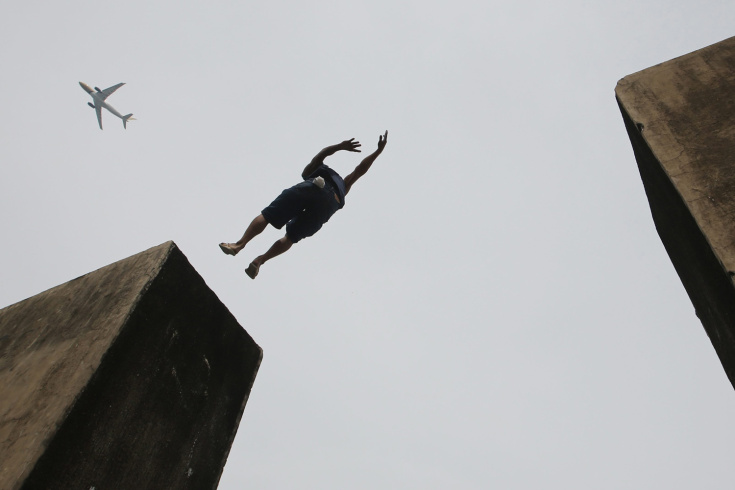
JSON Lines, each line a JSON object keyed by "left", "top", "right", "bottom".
{"left": 79, "top": 82, "right": 135, "bottom": 130}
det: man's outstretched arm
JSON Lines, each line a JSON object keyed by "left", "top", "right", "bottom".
{"left": 344, "top": 131, "right": 388, "bottom": 195}
{"left": 302, "top": 138, "right": 362, "bottom": 179}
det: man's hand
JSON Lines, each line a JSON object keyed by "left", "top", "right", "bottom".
{"left": 338, "top": 138, "right": 362, "bottom": 152}
{"left": 376, "top": 131, "right": 388, "bottom": 153}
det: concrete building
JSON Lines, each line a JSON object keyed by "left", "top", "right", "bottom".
{"left": 0, "top": 241, "right": 261, "bottom": 490}
{"left": 617, "top": 36, "right": 735, "bottom": 390}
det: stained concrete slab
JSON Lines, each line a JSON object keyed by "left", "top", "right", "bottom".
{"left": 616, "top": 36, "right": 735, "bottom": 389}
{"left": 0, "top": 241, "right": 262, "bottom": 490}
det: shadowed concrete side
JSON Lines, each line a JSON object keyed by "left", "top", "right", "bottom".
{"left": 0, "top": 242, "right": 262, "bottom": 490}
{"left": 616, "top": 36, "right": 735, "bottom": 390}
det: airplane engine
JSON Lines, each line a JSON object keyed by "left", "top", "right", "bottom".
{"left": 88, "top": 102, "right": 95, "bottom": 109}
{"left": 95, "top": 87, "right": 102, "bottom": 92}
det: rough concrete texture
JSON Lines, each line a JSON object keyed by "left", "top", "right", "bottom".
{"left": 0, "top": 241, "right": 262, "bottom": 490}
{"left": 616, "top": 36, "right": 735, "bottom": 389}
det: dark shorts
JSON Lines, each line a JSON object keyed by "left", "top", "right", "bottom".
{"left": 261, "top": 180, "right": 342, "bottom": 243}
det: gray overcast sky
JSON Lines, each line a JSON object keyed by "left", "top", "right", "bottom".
{"left": 3, "top": 0, "right": 735, "bottom": 488}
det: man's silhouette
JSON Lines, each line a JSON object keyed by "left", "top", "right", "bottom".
{"left": 219, "top": 131, "right": 388, "bottom": 279}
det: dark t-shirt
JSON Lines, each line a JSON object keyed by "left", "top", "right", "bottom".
{"left": 306, "top": 163, "right": 346, "bottom": 209}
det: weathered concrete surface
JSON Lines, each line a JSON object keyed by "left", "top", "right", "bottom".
{"left": 616, "top": 36, "right": 735, "bottom": 389}
{"left": 0, "top": 242, "right": 262, "bottom": 490}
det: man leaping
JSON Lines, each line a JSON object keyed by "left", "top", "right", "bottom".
{"left": 219, "top": 131, "right": 388, "bottom": 279}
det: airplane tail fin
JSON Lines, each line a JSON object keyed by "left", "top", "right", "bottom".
{"left": 122, "top": 114, "right": 135, "bottom": 129}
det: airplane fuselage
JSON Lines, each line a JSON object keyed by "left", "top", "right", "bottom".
{"left": 90, "top": 91, "right": 124, "bottom": 118}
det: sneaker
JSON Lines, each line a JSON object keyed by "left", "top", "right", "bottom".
{"left": 245, "top": 262, "right": 260, "bottom": 279}
{"left": 219, "top": 243, "right": 238, "bottom": 256}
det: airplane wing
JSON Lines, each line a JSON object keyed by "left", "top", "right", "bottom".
{"left": 95, "top": 103, "right": 103, "bottom": 129}
{"left": 99, "top": 82, "right": 125, "bottom": 100}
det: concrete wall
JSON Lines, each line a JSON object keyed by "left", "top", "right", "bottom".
{"left": 0, "top": 242, "right": 262, "bottom": 490}
{"left": 616, "top": 36, "right": 735, "bottom": 389}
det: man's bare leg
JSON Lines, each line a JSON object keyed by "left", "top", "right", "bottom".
{"left": 246, "top": 235, "right": 293, "bottom": 279}
{"left": 220, "top": 214, "right": 268, "bottom": 256}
